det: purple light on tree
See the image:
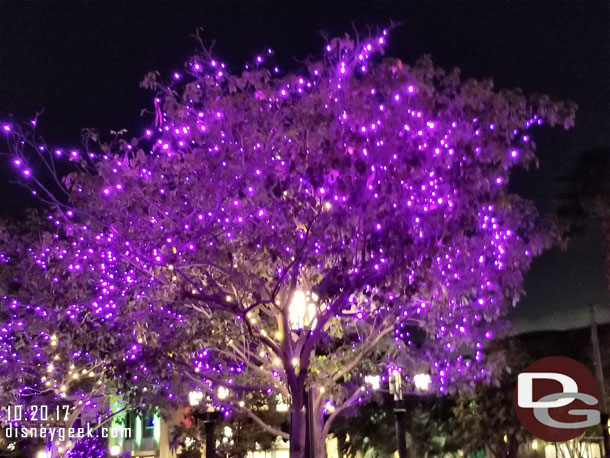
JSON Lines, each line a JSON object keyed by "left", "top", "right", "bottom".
{"left": 0, "top": 30, "right": 576, "bottom": 458}
{"left": 65, "top": 435, "right": 106, "bottom": 458}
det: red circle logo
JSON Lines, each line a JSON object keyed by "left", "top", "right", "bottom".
{"left": 513, "top": 356, "right": 600, "bottom": 442}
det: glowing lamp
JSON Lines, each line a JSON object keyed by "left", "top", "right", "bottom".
{"left": 288, "top": 289, "right": 317, "bottom": 330}
{"left": 364, "top": 375, "right": 381, "bottom": 390}
{"left": 413, "top": 373, "right": 431, "bottom": 392}
{"left": 188, "top": 391, "right": 203, "bottom": 407}
{"left": 217, "top": 386, "right": 230, "bottom": 400}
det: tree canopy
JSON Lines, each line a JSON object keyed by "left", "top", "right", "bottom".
{"left": 1, "top": 30, "right": 575, "bottom": 458}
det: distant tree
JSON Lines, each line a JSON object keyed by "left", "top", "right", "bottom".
{"left": 404, "top": 398, "right": 458, "bottom": 458}
{"left": 215, "top": 407, "right": 287, "bottom": 457}
{"left": 450, "top": 340, "right": 531, "bottom": 458}
{"left": 558, "top": 146, "right": 610, "bottom": 302}
{"left": 557, "top": 146, "right": 610, "bottom": 456}
{"left": 332, "top": 400, "right": 397, "bottom": 458}
{"left": 333, "top": 397, "right": 457, "bottom": 458}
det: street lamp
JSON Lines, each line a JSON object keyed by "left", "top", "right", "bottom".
{"left": 389, "top": 370, "right": 407, "bottom": 458}
{"left": 289, "top": 289, "right": 317, "bottom": 330}
{"left": 388, "top": 371, "right": 431, "bottom": 458}
{"left": 217, "top": 386, "right": 230, "bottom": 401}
{"left": 188, "top": 390, "right": 204, "bottom": 407}
{"left": 190, "top": 387, "right": 228, "bottom": 458}
{"left": 364, "top": 375, "right": 381, "bottom": 391}
{"left": 413, "top": 373, "right": 431, "bottom": 392}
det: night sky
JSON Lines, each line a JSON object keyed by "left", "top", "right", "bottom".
{"left": 1, "top": 0, "right": 609, "bottom": 332}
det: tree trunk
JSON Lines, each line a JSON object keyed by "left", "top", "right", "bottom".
{"left": 290, "top": 384, "right": 328, "bottom": 458}
{"left": 290, "top": 391, "right": 307, "bottom": 458}
{"left": 312, "top": 415, "right": 328, "bottom": 458}
{"left": 314, "top": 438, "right": 328, "bottom": 458}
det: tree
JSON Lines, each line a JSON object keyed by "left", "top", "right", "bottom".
{"left": 450, "top": 340, "right": 531, "bottom": 458}
{"left": 65, "top": 436, "right": 106, "bottom": 458}
{"left": 0, "top": 218, "right": 120, "bottom": 457}
{"left": 333, "top": 396, "right": 457, "bottom": 458}
{"left": 215, "top": 402, "right": 287, "bottom": 457}
{"left": 333, "top": 401, "right": 397, "bottom": 458}
{"left": 558, "top": 146, "right": 610, "bottom": 303}
{"left": 0, "top": 217, "right": 177, "bottom": 457}
{"left": 1, "top": 30, "right": 575, "bottom": 458}
{"left": 557, "top": 146, "right": 610, "bottom": 456}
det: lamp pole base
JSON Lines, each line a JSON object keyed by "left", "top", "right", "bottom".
{"left": 193, "top": 411, "right": 221, "bottom": 458}
{"left": 394, "top": 401, "right": 407, "bottom": 458}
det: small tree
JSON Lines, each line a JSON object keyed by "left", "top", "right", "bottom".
{"left": 333, "top": 397, "right": 457, "bottom": 458}
{"left": 331, "top": 400, "right": 397, "bottom": 458}
{"left": 2, "top": 30, "right": 575, "bottom": 457}
{"left": 450, "top": 339, "right": 531, "bottom": 458}
{"left": 0, "top": 218, "right": 122, "bottom": 456}
{"left": 65, "top": 436, "right": 106, "bottom": 458}
{"left": 558, "top": 146, "right": 610, "bottom": 304}
{"left": 0, "top": 217, "right": 178, "bottom": 457}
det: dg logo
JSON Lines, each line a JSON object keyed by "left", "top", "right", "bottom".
{"left": 514, "top": 356, "right": 601, "bottom": 442}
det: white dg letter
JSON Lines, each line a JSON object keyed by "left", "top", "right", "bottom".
{"left": 518, "top": 372, "right": 578, "bottom": 408}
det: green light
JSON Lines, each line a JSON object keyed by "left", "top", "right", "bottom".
{"left": 110, "top": 413, "right": 126, "bottom": 447}
{"left": 135, "top": 416, "right": 142, "bottom": 448}
{"left": 109, "top": 398, "right": 126, "bottom": 447}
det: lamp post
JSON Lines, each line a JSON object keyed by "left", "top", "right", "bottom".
{"left": 189, "top": 386, "right": 229, "bottom": 458}
{"left": 289, "top": 289, "right": 318, "bottom": 458}
{"left": 389, "top": 370, "right": 407, "bottom": 458}
{"left": 379, "top": 370, "right": 431, "bottom": 458}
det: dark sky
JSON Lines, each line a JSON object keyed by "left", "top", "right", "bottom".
{"left": 1, "top": 0, "right": 609, "bottom": 332}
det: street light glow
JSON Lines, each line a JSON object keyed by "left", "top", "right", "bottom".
{"left": 188, "top": 390, "right": 203, "bottom": 406}
{"left": 364, "top": 374, "right": 381, "bottom": 390}
{"left": 289, "top": 290, "right": 307, "bottom": 329}
{"left": 413, "top": 373, "right": 431, "bottom": 392}
{"left": 276, "top": 394, "right": 290, "bottom": 412}
{"left": 217, "top": 386, "right": 230, "bottom": 400}
{"left": 289, "top": 289, "right": 317, "bottom": 330}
